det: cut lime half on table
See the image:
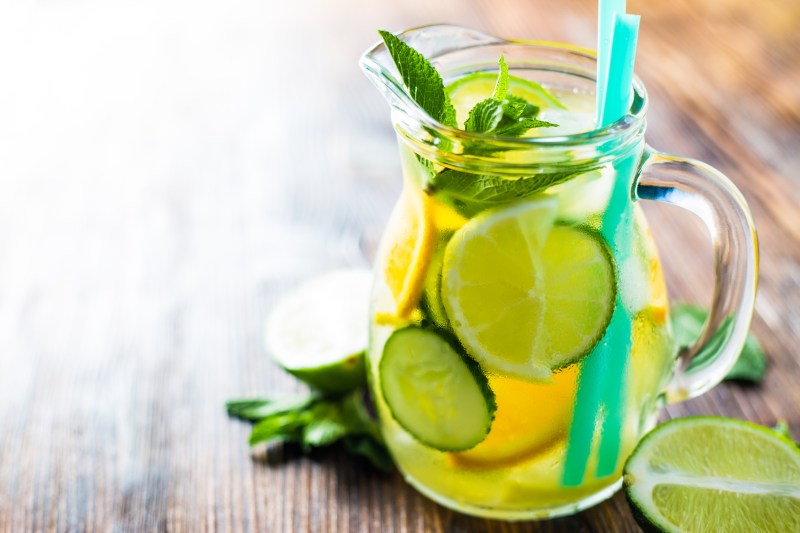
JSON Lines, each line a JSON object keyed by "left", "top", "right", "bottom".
{"left": 624, "top": 416, "right": 800, "bottom": 533}
{"left": 265, "top": 269, "right": 372, "bottom": 394}
{"left": 441, "top": 198, "right": 616, "bottom": 380}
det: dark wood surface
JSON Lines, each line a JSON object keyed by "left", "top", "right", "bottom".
{"left": 0, "top": 0, "right": 798, "bottom": 531}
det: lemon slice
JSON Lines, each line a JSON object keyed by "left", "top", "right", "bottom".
{"left": 265, "top": 269, "right": 372, "bottom": 394}
{"left": 441, "top": 198, "right": 616, "bottom": 380}
{"left": 381, "top": 186, "right": 437, "bottom": 319}
{"left": 446, "top": 72, "right": 566, "bottom": 128}
{"left": 624, "top": 417, "right": 800, "bottom": 532}
{"left": 450, "top": 364, "right": 579, "bottom": 469}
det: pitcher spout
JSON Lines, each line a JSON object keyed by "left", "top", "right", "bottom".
{"left": 359, "top": 24, "right": 503, "bottom": 118}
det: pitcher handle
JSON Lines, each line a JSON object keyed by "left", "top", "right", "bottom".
{"left": 636, "top": 147, "right": 759, "bottom": 403}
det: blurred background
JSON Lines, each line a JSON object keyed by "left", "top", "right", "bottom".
{"left": 0, "top": 0, "right": 797, "bottom": 531}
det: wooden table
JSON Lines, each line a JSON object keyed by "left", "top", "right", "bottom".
{"left": 0, "top": 0, "right": 797, "bottom": 531}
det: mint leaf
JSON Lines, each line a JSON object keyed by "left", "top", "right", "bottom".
{"left": 495, "top": 96, "right": 557, "bottom": 136}
{"left": 492, "top": 56, "right": 509, "bottom": 100}
{"left": 378, "top": 30, "right": 456, "bottom": 127}
{"left": 464, "top": 99, "right": 505, "bottom": 133}
{"left": 502, "top": 95, "right": 529, "bottom": 119}
{"left": 671, "top": 303, "right": 767, "bottom": 383}
{"left": 442, "top": 94, "right": 457, "bottom": 129}
{"left": 228, "top": 389, "right": 394, "bottom": 471}
{"left": 428, "top": 169, "right": 576, "bottom": 216}
{"left": 249, "top": 410, "right": 312, "bottom": 445}
{"left": 226, "top": 395, "right": 316, "bottom": 422}
{"left": 303, "top": 403, "right": 350, "bottom": 448}
{"left": 464, "top": 96, "right": 556, "bottom": 137}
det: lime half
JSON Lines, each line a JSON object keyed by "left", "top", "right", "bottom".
{"left": 441, "top": 198, "right": 616, "bottom": 380}
{"left": 265, "top": 269, "right": 372, "bottom": 394}
{"left": 624, "top": 416, "right": 800, "bottom": 533}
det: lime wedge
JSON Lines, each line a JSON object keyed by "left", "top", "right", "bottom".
{"left": 265, "top": 269, "right": 372, "bottom": 394}
{"left": 446, "top": 72, "right": 566, "bottom": 128}
{"left": 624, "top": 417, "right": 800, "bottom": 533}
{"left": 441, "top": 198, "right": 616, "bottom": 380}
{"left": 419, "top": 234, "right": 450, "bottom": 329}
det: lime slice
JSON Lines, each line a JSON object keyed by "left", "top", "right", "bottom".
{"left": 441, "top": 198, "right": 616, "bottom": 380}
{"left": 265, "top": 269, "right": 372, "bottom": 394}
{"left": 419, "top": 234, "right": 451, "bottom": 329}
{"left": 380, "top": 326, "right": 496, "bottom": 451}
{"left": 624, "top": 417, "right": 800, "bottom": 532}
{"left": 446, "top": 72, "right": 566, "bottom": 128}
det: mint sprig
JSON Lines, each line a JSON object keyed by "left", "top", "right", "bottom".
{"left": 464, "top": 56, "right": 557, "bottom": 136}
{"left": 378, "top": 34, "right": 566, "bottom": 215}
{"left": 227, "top": 391, "right": 394, "bottom": 471}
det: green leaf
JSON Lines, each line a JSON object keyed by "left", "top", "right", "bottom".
{"left": 378, "top": 30, "right": 456, "bottom": 127}
{"left": 338, "top": 391, "right": 385, "bottom": 441}
{"left": 492, "top": 56, "right": 509, "bottom": 100}
{"left": 226, "top": 395, "right": 316, "bottom": 422}
{"left": 442, "top": 93, "right": 457, "bottom": 129}
{"left": 344, "top": 435, "right": 395, "bottom": 472}
{"left": 503, "top": 95, "right": 530, "bottom": 119}
{"left": 495, "top": 116, "right": 557, "bottom": 137}
{"left": 248, "top": 410, "right": 313, "bottom": 446}
{"left": 303, "top": 417, "right": 350, "bottom": 448}
{"left": 428, "top": 169, "right": 576, "bottom": 217}
{"left": 302, "top": 403, "right": 350, "bottom": 448}
{"left": 670, "top": 303, "right": 767, "bottom": 383}
{"left": 464, "top": 98, "right": 505, "bottom": 133}
{"left": 229, "top": 389, "right": 395, "bottom": 471}
{"left": 463, "top": 90, "right": 556, "bottom": 138}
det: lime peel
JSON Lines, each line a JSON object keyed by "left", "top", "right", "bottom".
{"left": 624, "top": 416, "right": 800, "bottom": 533}
{"left": 265, "top": 269, "right": 373, "bottom": 394}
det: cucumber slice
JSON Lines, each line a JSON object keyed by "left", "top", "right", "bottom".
{"left": 379, "top": 327, "right": 496, "bottom": 451}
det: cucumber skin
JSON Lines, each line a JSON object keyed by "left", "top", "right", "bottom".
{"left": 379, "top": 326, "right": 496, "bottom": 452}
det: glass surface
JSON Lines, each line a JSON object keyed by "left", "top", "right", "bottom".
{"left": 361, "top": 25, "right": 757, "bottom": 520}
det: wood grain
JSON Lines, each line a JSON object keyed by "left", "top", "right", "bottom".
{"left": 0, "top": 0, "right": 797, "bottom": 531}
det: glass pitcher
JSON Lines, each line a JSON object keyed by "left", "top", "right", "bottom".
{"left": 360, "top": 25, "right": 757, "bottom": 520}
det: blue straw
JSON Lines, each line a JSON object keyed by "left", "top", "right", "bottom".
{"left": 599, "top": 14, "right": 640, "bottom": 127}
{"left": 563, "top": 11, "right": 640, "bottom": 487}
{"left": 595, "top": 14, "right": 640, "bottom": 479}
{"left": 596, "top": 0, "right": 626, "bottom": 124}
